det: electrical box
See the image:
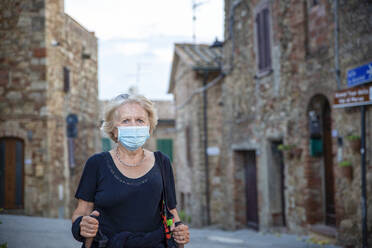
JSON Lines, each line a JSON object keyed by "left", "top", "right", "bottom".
{"left": 66, "top": 114, "right": 78, "bottom": 138}
{"left": 309, "top": 111, "right": 322, "bottom": 138}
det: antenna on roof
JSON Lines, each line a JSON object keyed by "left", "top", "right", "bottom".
{"left": 192, "top": 0, "right": 209, "bottom": 43}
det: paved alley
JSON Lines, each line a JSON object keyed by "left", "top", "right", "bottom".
{"left": 0, "top": 214, "right": 341, "bottom": 248}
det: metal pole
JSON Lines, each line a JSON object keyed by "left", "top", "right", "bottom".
{"left": 334, "top": 0, "right": 341, "bottom": 90}
{"left": 361, "top": 105, "right": 368, "bottom": 248}
{"left": 203, "top": 71, "right": 210, "bottom": 226}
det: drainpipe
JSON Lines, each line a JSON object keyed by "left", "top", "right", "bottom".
{"left": 334, "top": 0, "right": 341, "bottom": 90}
{"left": 361, "top": 105, "right": 368, "bottom": 248}
{"left": 228, "top": 0, "right": 242, "bottom": 73}
{"left": 202, "top": 71, "right": 211, "bottom": 226}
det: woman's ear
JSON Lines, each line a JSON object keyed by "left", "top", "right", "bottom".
{"left": 112, "top": 128, "right": 118, "bottom": 141}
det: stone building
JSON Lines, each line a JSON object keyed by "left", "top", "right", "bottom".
{"left": 219, "top": 0, "right": 372, "bottom": 246}
{"left": 0, "top": 0, "right": 100, "bottom": 219}
{"left": 145, "top": 100, "right": 176, "bottom": 163}
{"left": 168, "top": 43, "right": 224, "bottom": 227}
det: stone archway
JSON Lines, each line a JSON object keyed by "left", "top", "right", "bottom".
{"left": 305, "top": 94, "right": 336, "bottom": 226}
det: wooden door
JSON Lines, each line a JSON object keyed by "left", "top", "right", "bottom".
{"left": 323, "top": 103, "right": 336, "bottom": 226}
{"left": 244, "top": 151, "right": 259, "bottom": 230}
{"left": 0, "top": 138, "right": 24, "bottom": 209}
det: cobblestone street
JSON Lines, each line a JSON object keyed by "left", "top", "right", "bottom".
{"left": 0, "top": 214, "right": 341, "bottom": 248}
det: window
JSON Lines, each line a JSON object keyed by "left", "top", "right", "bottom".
{"left": 255, "top": 5, "right": 272, "bottom": 73}
{"left": 63, "top": 67, "right": 70, "bottom": 93}
{"left": 311, "top": 0, "right": 319, "bottom": 7}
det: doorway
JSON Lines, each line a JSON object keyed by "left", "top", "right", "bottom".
{"left": 270, "top": 140, "right": 287, "bottom": 227}
{"left": 307, "top": 94, "right": 336, "bottom": 226}
{"left": 244, "top": 151, "right": 259, "bottom": 230}
{"left": 0, "top": 137, "right": 24, "bottom": 209}
{"left": 322, "top": 102, "right": 335, "bottom": 226}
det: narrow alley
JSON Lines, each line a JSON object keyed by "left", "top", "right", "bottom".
{"left": 0, "top": 214, "right": 340, "bottom": 248}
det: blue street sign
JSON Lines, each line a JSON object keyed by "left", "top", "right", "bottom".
{"left": 347, "top": 62, "right": 372, "bottom": 87}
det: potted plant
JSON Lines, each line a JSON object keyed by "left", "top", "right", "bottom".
{"left": 339, "top": 160, "right": 353, "bottom": 181}
{"left": 278, "top": 144, "right": 302, "bottom": 159}
{"left": 346, "top": 135, "right": 361, "bottom": 153}
{"left": 277, "top": 144, "right": 295, "bottom": 151}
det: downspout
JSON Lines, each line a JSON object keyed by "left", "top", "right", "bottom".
{"left": 334, "top": 0, "right": 340, "bottom": 90}
{"left": 227, "top": 0, "right": 242, "bottom": 73}
{"left": 202, "top": 71, "right": 210, "bottom": 226}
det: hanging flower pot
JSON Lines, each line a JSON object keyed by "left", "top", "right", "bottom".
{"left": 339, "top": 160, "right": 353, "bottom": 181}
{"left": 346, "top": 135, "right": 361, "bottom": 153}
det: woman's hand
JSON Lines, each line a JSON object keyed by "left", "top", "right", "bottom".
{"left": 172, "top": 223, "right": 190, "bottom": 245}
{"left": 80, "top": 210, "right": 100, "bottom": 237}
{"left": 80, "top": 210, "right": 100, "bottom": 248}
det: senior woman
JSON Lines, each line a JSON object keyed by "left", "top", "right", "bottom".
{"left": 71, "top": 94, "right": 190, "bottom": 248}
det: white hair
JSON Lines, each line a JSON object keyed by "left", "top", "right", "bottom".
{"left": 101, "top": 94, "right": 158, "bottom": 142}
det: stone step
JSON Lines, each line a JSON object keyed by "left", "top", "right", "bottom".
{"left": 308, "top": 224, "right": 338, "bottom": 245}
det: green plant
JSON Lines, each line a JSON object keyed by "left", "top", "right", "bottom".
{"left": 179, "top": 210, "right": 191, "bottom": 223}
{"left": 346, "top": 135, "right": 360, "bottom": 141}
{"left": 277, "top": 144, "right": 295, "bottom": 151}
{"left": 339, "top": 160, "right": 352, "bottom": 167}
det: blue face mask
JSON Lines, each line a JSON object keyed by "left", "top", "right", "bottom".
{"left": 117, "top": 126, "right": 150, "bottom": 151}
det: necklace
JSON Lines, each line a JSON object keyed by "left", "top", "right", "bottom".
{"left": 115, "top": 147, "right": 146, "bottom": 167}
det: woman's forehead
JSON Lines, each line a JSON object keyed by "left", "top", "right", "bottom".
{"left": 116, "top": 103, "right": 148, "bottom": 118}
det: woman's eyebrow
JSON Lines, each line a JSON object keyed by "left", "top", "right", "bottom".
{"left": 120, "top": 115, "right": 146, "bottom": 119}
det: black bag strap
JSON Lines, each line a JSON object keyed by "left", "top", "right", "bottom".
{"left": 155, "top": 151, "right": 173, "bottom": 219}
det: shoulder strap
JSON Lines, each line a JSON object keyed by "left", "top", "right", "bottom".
{"left": 155, "top": 151, "right": 173, "bottom": 218}
{"left": 155, "top": 151, "right": 167, "bottom": 203}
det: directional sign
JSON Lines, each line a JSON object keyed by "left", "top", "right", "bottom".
{"left": 334, "top": 84, "right": 372, "bottom": 108}
{"left": 347, "top": 62, "right": 372, "bottom": 87}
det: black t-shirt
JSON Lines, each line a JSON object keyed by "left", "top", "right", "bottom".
{"left": 74, "top": 151, "right": 177, "bottom": 239}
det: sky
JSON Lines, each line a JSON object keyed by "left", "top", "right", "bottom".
{"left": 65, "top": 0, "right": 224, "bottom": 101}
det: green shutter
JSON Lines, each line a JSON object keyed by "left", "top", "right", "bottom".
{"left": 102, "top": 138, "right": 111, "bottom": 152}
{"left": 310, "top": 138, "right": 323, "bottom": 157}
{"left": 157, "top": 139, "right": 173, "bottom": 162}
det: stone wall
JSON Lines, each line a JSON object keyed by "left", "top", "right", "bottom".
{"left": 170, "top": 49, "right": 224, "bottom": 227}
{"left": 172, "top": 61, "right": 205, "bottom": 227}
{"left": 222, "top": 0, "right": 372, "bottom": 246}
{"left": 45, "top": 0, "right": 99, "bottom": 219}
{"left": 0, "top": 0, "right": 99, "bottom": 219}
{"left": 0, "top": 0, "right": 49, "bottom": 216}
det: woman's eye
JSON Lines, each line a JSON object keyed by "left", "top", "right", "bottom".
{"left": 122, "top": 120, "right": 129, "bottom": 123}
{"left": 137, "top": 119, "right": 144, "bottom": 123}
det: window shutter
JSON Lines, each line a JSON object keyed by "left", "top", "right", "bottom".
{"left": 63, "top": 67, "right": 70, "bottom": 93}
{"left": 157, "top": 139, "right": 173, "bottom": 162}
{"left": 256, "top": 12, "right": 263, "bottom": 71}
{"left": 263, "top": 8, "right": 271, "bottom": 70}
{"left": 102, "top": 138, "right": 111, "bottom": 152}
{"left": 256, "top": 6, "right": 272, "bottom": 72}
{"left": 186, "top": 126, "right": 193, "bottom": 167}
